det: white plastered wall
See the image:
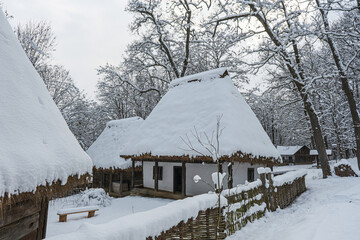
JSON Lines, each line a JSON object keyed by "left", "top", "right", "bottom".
{"left": 143, "top": 161, "right": 265, "bottom": 196}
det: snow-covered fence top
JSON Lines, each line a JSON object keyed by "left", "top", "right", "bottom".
{"left": 222, "top": 179, "right": 262, "bottom": 197}
{"left": 273, "top": 169, "right": 307, "bottom": 187}
{"left": 47, "top": 193, "right": 227, "bottom": 240}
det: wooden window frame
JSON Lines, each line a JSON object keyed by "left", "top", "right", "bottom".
{"left": 247, "top": 168, "right": 255, "bottom": 182}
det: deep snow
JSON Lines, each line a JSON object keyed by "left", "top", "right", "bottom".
{"left": 46, "top": 192, "right": 173, "bottom": 238}
{"left": 47, "top": 191, "right": 227, "bottom": 239}
{"left": 0, "top": 10, "right": 92, "bottom": 198}
{"left": 227, "top": 159, "right": 360, "bottom": 240}
{"left": 121, "top": 68, "right": 281, "bottom": 161}
{"left": 87, "top": 117, "right": 143, "bottom": 169}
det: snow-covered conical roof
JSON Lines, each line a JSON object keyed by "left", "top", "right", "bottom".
{"left": 121, "top": 68, "right": 281, "bottom": 163}
{"left": 87, "top": 117, "right": 144, "bottom": 170}
{"left": 0, "top": 11, "right": 92, "bottom": 198}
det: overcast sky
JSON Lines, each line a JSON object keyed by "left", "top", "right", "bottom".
{"left": 2, "top": 0, "right": 133, "bottom": 98}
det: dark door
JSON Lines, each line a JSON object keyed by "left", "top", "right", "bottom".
{"left": 173, "top": 166, "right": 182, "bottom": 193}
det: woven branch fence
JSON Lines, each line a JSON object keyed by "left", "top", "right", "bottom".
{"left": 147, "top": 170, "right": 306, "bottom": 240}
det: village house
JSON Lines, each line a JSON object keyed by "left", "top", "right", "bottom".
{"left": 87, "top": 117, "right": 144, "bottom": 196}
{"left": 121, "top": 68, "right": 281, "bottom": 199}
{"left": 276, "top": 146, "right": 312, "bottom": 164}
{"left": 0, "top": 12, "right": 92, "bottom": 240}
{"left": 310, "top": 149, "right": 333, "bottom": 167}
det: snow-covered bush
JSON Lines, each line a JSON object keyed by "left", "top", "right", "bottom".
{"left": 76, "top": 188, "right": 112, "bottom": 207}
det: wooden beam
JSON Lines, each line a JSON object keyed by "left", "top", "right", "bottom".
{"left": 0, "top": 199, "right": 40, "bottom": 228}
{"left": 228, "top": 162, "right": 233, "bottom": 189}
{"left": 154, "top": 161, "right": 159, "bottom": 192}
{"left": 131, "top": 160, "right": 135, "bottom": 189}
{"left": 119, "top": 171, "right": 123, "bottom": 196}
{"left": 0, "top": 212, "right": 39, "bottom": 240}
{"left": 37, "top": 197, "right": 49, "bottom": 240}
{"left": 182, "top": 162, "right": 186, "bottom": 197}
{"left": 109, "top": 172, "right": 113, "bottom": 192}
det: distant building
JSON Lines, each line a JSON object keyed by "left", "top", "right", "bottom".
{"left": 277, "top": 146, "right": 312, "bottom": 164}
{"left": 121, "top": 68, "right": 281, "bottom": 199}
{"left": 310, "top": 149, "right": 333, "bottom": 167}
{"left": 87, "top": 117, "right": 144, "bottom": 197}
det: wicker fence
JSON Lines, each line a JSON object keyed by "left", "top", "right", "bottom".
{"left": 146, "top": 169, "right": 306, "bottom": 240}
{"left": 146, "top": 207, "right": 226, "bottom": 240}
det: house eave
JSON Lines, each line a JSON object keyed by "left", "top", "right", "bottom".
{"left": 121, "top": 151, "right": 280, "bottom": 166}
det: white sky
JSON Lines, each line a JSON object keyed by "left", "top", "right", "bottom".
{"left": 2, "top": 0, "right": 134, "bottom": 99}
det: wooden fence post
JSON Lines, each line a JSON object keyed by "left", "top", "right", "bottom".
{"left": 267, "top": 172, "right": 277, "bottom": 211}
{"left": 259, "top": 173, "right": 270, "bottom": 211}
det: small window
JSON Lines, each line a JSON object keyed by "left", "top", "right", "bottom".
{"left": 153, "top": 166, "right": 163, "bottom": 180}
{"left": 247, "top": 168, "right": 255, "bottom": 182}
{"left": 288, "top": 156, "right": 293, "bottom": 161}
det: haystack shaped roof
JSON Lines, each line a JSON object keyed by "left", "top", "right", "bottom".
{"left": 87, "top": 117, "right": 144, "bottom": 170}
{"left": 0, "top": 11, "right": 92, "bottom": 199}
{"left": 121, "top": 68, "right": 281, "bottom": 163}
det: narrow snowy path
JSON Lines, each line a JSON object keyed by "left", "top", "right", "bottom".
{"left": 227, "top": 169, "right": 360, "bottom": 240}
{"left": 47, "top": 196, "right": 172, "bottom": 238}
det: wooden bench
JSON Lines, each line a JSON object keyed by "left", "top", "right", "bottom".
{"left": 57, "top": 206, "right": 99, "bottom": 222}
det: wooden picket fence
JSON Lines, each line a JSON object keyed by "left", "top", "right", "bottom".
{"left": 146, "top": 169, "right": 306, "bottom": 240}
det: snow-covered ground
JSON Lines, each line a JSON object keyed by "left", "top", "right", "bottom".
{"left": 227, "top": 159, "right": 360, "bottom": 240}
{"left": 273, "top": 164, "right": 313, "bottom": 174}
{"left": 46, "top": 190, "right": 173, "bottom": 238}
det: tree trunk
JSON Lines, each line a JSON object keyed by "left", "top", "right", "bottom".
{"left": 316, "top": 0, "right": 360, "bottom": 170}
{"left": 250, "top": 3, "right": 331, "bottom": 177}
{"left": 302, "top": 95, "right": 331, "bottom": 177}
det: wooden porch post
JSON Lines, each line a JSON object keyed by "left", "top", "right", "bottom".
{"left": 37, "top": 197, "right": 49, "bottom": 240}
{"left": 182, "top": 162, "right": 186, "bottom": 197}
{"left": 131, "top": 160, "right": 135, "bottom": 189}
{"left": 154, "top": 161, "right": 159, "bottom": 192}
{"left": 228, "top": 162, "right": 233, "bottom": 189}
{"left": 109, "top": 172, "right": 113, "bottom": 192}
{"left": 119, "top": 170, "right": 123, "bottom": 195}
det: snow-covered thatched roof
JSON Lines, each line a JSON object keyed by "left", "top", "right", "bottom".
{"left": 87, "top": 117, "right": 144, "bottom": 170}
{"left": 121, "top": 68, "right": 281, "bottom": 164}
{"left": 310, "top": 149, "right": 332, "bottom": 156}
{"left": 277, "top": 146, "right": 304, "bottom": 156}
{"left": 0, "top": 11, "right": 92, "bottom": 199}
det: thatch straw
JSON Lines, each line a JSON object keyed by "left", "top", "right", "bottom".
{"left": 121, "top": 150, "right": 279, "bottom": 166}
{"left": 0, "top": 174, "right": 91, "bottom": 208}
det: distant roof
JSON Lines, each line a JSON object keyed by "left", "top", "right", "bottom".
{"left": 277, "top": 146, "right": 304, "bottom": 156}
{"left": 0, "top": 11, "right": 92, "bottom": 198}
{"left": 87, "top": 117, "right": 144, "bottom": 169}
{"left": 310, "top": 149, "right": 332, "bottom": 156}
{"left": 121, "top": 68, "right": 281, "bottom": 163}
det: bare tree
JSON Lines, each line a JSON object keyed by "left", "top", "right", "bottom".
{"left": 314, "top": 0, "right": 360, "bottom": 169}
{"left": 210, "top": 0, "right": 331, "bottom": 177}
{"left": 181, "top": 115, "right": 225, "bottom": 239}
{"left": 16, "top": 21, "right": 55, "bottom": 70}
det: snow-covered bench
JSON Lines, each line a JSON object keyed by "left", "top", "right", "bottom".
{"left": 57, "top": 206, "right": 99, "bottom": 222}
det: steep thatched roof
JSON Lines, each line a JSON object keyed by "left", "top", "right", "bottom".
{"left": 0, "top": 11, "right": 92, "bottom": 202}
{"left": 87, "top": 117, "right": 143, "bottom": 170}
{"left": 121, "top": 68, "right": 281, "bottom": 164}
